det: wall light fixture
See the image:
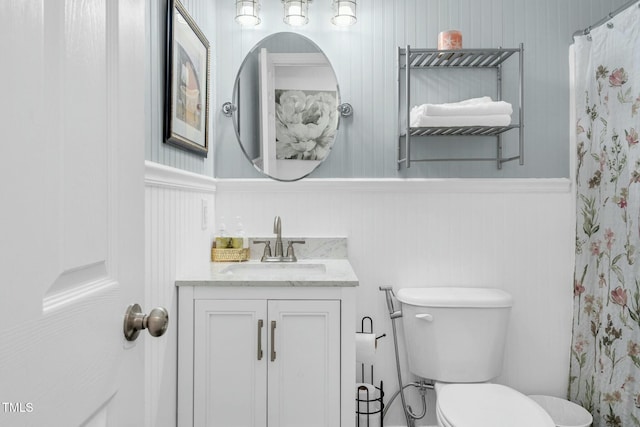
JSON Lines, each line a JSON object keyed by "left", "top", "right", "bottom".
{"left": 234, "top": 0, "right": 357, "bottom": 27}
{"left": 235, "top": 0, "right": 261, "bottom": 26}
{"left": 331, "top": 0, "right": 357, "bottom": 26}
{"left": 282, "top": 0, "right": 311, "bottom": 27}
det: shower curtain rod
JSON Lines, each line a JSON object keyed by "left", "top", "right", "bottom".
{"left": 572, "top": 0, "right": 639, "bottom": 39}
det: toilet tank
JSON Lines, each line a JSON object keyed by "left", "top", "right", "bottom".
{"left": 396, "top": 287, "right": 513, "bottom": 383}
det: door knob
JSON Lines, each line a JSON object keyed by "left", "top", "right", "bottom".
{"left": 123, "top": 304, "right": 169, "bottom": 341}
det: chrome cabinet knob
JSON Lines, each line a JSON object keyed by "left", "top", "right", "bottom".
{"left": 123, "top": 304, "right": 169, "bottom": 341}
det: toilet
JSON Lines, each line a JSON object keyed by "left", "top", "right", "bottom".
{"left": 396, "top": 287, "right": 555, "bottom": 427}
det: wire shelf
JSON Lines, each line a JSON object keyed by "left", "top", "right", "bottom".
{"left": 400, "top": 48, "right": 519, "bottom": 68}
{"left": 408, "top": 124, "right": 520, "bottom": 137}
{"left": 397, "top": 44, "right": 524, "bottom": 169}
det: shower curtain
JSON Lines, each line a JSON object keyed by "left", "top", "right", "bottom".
{"left": 569, "top": 3, "right": 640, "bottom": 426}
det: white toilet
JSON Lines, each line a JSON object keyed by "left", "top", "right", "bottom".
{"left": 396, "top": 287, "right": 555, "bottom": 427}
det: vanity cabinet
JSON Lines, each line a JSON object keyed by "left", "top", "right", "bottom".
{"left": 193, "top": 299, "right": 340, "bottom": 427}
{"left": 177, "top": 284, "right": 356, "bottom": 427}
{"left": 398, "top": 44, "right": 524, "bottom": 169}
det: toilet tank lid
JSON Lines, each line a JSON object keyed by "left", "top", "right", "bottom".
{"left": 396, "top": 287, "right": 513, "bottom": 308}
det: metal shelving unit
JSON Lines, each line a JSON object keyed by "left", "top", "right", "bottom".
{"left": 397, "top": 44, "right": 524, "bottom": 169}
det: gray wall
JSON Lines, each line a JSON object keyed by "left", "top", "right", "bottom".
{"left": 145, "top": 0, "right": 629, "bottom": 178}
{"left": 146, "top": 0, "right": 215, "bottom": 176}
{"left": 213, "top": 0, "right": 628, "bottom": 178}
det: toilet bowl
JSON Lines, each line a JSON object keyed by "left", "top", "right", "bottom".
{"left": 395, "top": 287, "right": 555, "bottom": 427}
{"left": 435, "top": 383, "right": 554, "bottom": 427}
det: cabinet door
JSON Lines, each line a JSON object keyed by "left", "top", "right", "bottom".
{"left": 267, "top": 300, "right": 341, "bottom": 427}
{"left": 194, "top": 300, "right": 267, "bottom": 427}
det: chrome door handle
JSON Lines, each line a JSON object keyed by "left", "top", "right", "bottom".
{"left": 123, "top": 304, "right": 169, "bottom": 341}
{"left": 257, "top": 319, "right": 264, "bottom": 360}
{"left": 270, "top": 320, "right": 277, "bottom": 362}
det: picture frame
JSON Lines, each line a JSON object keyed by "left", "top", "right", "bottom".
{"left": 164, "top": 0, "right": 210, "bottom": 157}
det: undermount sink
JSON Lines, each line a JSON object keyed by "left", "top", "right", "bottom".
{"left": 221, "top": 262, "right": 327, "bottom": 278}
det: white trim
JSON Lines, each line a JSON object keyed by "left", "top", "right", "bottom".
{"left": 144, "top": 161, "right": 216, "bottom": 193}
{"left": 214, "top": 178, "right": 572, "bottom": 194}
{"left": 143, "top": 163, "right": 572, "bottom": 195}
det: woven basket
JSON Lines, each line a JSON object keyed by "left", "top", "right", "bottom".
{"left": 211, "top": 247, "right": 250, "bottom": 262}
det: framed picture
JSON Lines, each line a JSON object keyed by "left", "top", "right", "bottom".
{"left": 164, "top": 0, "right": 210, "bottom": 157}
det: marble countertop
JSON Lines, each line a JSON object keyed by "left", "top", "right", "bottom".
{"left": 176, "top": 259, "right": 359, "bottom": 287}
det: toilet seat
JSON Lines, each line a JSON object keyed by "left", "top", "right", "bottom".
{"left": 436, "top": 383, "right": 555, "bottom": 427}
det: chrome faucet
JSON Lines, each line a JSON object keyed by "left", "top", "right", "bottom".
{"left": 273, "top": 216, "right": 283, "bottom": 258}
{"left": 254, "top": 216, "right": 305, "bottom": 262}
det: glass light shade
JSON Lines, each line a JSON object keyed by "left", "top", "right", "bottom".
{"left": 235, "top": 0, "right": 261, "bottom": 26}
{"left": 331, "top": 0, "right": 357, "bottom": 26}
{"left": 283, "top": 0, "right": 309, "bottom": 26}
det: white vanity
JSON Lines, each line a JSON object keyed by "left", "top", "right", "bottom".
{"left": 176, "top": 239, "right": 358, "bottom": 427}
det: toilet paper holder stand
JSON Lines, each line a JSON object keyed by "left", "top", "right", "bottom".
{"left": 360, "top": 316, "right": 386, "bottom": 344}
{"left": 356, "top": 316, "right": 385, "bottom": 427}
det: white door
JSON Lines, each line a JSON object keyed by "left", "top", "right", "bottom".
{"left": 0, "top": 1, "right": 147, "bottom": 426}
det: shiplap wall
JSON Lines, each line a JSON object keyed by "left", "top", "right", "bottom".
{"left": 215, "top": 178, "right": 574, "bottom": 426}
{"left": 144, "top": 162, "right": 215, "bottom": 427}
{"left": 212, "top": 0, "right": 629, "bottom": 179}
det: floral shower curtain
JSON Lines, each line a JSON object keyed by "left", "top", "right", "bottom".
{"left": 569, "top": 3, "right": 640, "bottom": 426}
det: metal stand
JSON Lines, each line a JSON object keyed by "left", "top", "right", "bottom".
{"left": 397, "top": 44, "right": 524, "bottom": 169}
{"left": 356, "top": 317, "right": 385, "bottom": 427}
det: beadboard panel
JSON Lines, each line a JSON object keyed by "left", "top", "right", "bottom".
{"left": 215, "top": 178, "right": 574, "bottom": 426}
{"left": 214, "top": 0, "right": 628, "bottom": 179}
{"left": 144, "top": 162, "right": 215, "bottom": 427}
{"left": 145, "top": 0, "right": 215, "bottom": 175}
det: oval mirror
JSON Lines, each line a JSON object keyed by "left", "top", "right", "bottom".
{"left": 228, "top": 32, "right": 342, "bottom": 181}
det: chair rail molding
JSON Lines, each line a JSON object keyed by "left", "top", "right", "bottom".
{"left": 214, "top": 178, "right": 572, "bottom": 194}
{"left": 145, "top": 161, "right": 217, "bottom": 193}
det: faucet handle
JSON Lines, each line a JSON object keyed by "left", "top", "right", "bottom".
{"left": 253, "top": 240, "right": 272, "bottom": 261}
{"left": 284, "top": 240, "right": 305, "bottom": 262}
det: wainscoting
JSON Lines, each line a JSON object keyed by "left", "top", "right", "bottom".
{"left": 143, "top": 166, "right": 574, "bottom": 426}
{"left": 214, "top": 177, "right": 574, "bottom": 426}
{"left": 144, "top": 161, "right": 215, "bottom": 427}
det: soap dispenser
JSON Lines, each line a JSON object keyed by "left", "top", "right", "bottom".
{"left": 215, "top": 216, "right": 231, "bottom": 248}
{"left": 233, "top": 216, "right": 248, "bottom": 249}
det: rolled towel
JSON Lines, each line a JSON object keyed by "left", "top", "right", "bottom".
{"left": 410, "top": 114, "right": 512, "bottom": 128}
{"left": 426, "top": 100, "right": 512, "bottom": 117}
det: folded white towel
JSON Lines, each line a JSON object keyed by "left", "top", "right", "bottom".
{"left": 410, "top": 114, "right": 512, "bottom": 128}
{"left": 426, "top": 100, "right": 513, "bottom": 117}
{"left": 411, "top": 97, "right": 512, "bottom": 117}
{"left": 447, "top": 96, "right": 493, "bottom": 105}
